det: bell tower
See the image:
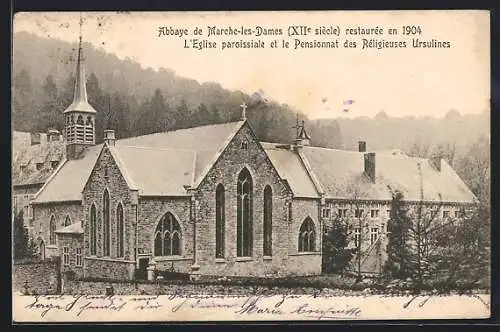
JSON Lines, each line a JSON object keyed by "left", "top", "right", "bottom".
{"left": 64, "top": 14, "right": 96, "bottom": 160}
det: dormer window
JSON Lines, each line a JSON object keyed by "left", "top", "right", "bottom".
{"left": 241, "top": 141, "right": 249, "bottom": 150}
{"left": 36, "top": 163, "right": 43, "bottom": 171}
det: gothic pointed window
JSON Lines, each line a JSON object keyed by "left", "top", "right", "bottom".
{"left": 215, "top": 184, "right": 225, "bottom": 258}
{"left": 49, "top": 215, "right": 56, "bottom": 245}
{"left": 90, "top": 204, "right": 97, "bottom": 255}
{"left": 64, "top": 215, "right": 71, "bottom": 226}
{"left": 154, "top": 212, "right": 182, "bottom": 256}
{"left": 237, "top": 168, "right": 253, "bottom": 257}
{"left": 102, "top": 189, "right": 110, "bottom": 256}
{"left": 263, "top": 185, "right": 272, "bottom": 256}
{"left": 116, "top": 203, "right": 124, "bottom": 258}
{"left": 298, "top": 217, "right": 316, "bottom": 252}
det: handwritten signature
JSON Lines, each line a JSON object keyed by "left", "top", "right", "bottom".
{"left": 21, "top": 292, "right": 489, "bottom": 320}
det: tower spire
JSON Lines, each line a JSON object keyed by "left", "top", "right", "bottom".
{"left": 63, "top": 13, "right": 97, "bottom": 160}
{"left": 64, "top": 13, "right": 96, "bottom": 114}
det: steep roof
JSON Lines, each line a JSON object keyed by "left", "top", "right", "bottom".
{"left": 299, "top": 146, "right": 477, "bottom": 203}
{"left": 12, "top": 131, "right": 65, "bottom": 187}
{"left": 110, "top": 145, "right": 195, "bottom": 196}
{"left": 33, "top": 144, "right": 102, "bottom": 203}
{"left": 33, "top": 121, "right": 244, "bottom": 202}
{"left": 261, "top": 142, "right": 318, "bottom": 198}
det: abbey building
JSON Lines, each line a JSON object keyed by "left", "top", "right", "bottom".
{"left": 20, "top": 35, "right": 477, "bottom": 282}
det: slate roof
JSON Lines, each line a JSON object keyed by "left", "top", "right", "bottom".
{"left": 29, "top": 119, "right": 475, "bottom": 205}
{"left": 261, "top": 142, "right": 318, "bottom": 198}
{"left": 12, "top": 131, "right": 65, "bottom": 187}
{"left": 300, "top": 146, "right": 477, "bottom": 203}
{"left": 55, "top": 222, "right": 83, "bottom": 235}
{"left": 33, "top": 121, "right": 244, "bottom": 203}
{"left": 33, "top": 144, "right": 102, "bottom": 203}
{"left": 111, "top": 145, "right": 195, "bottom": 196}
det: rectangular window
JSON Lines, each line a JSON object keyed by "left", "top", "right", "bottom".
{"left": 20, "top": 165, "right": 26, "bottom": 174}
{"left": 370, "top": 227, "right": 379, "bottom": 245}
{"left": 321, "top": 208, "right": 330, "bottom": 218}
{"left": 76, "top": 248, "right": 82, "bottom": 267}
{"left": 354, "top": 228, "right": 361, "bottom": 248}
{"left": 36, "top": 163, "right": 43, "bottom": 171}
{"left": 370, "top": 209, "right": 379, "bottom": 218}
{"left": 337, "top": 209, "right": 348, "bottom": 218}
{"left": 454, "top": 210, "right": 462, "bottom": 218}
{"left": 355, "top": 209, "right": 364, "bottom": 218}
{"left": 63, "top": 247, "right": 70, "bottom": 266}
{"left": 443, "top": 210, "right": 450, "bottom": 218}
{"left": 387, "top": 209, "right": 391, "bottom": 217}
{"left": 51, "top": 160, "right": 59, "bottom": 169}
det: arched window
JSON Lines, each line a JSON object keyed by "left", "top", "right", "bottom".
{"left": 116, "top": 203, "right": 124, "bottom": 258}
{"left": 298, "top": 218, "right": 316, "bottom": 252}
{"left": 215, "top": 184, "right": 225, "bottom": 258}
{"left": 89, "top": 204, "right": 97, "bottom": 255}
{"left": 86, "top": 116, "right": 93, "bottom": 126}
{"left": 102, "top": 189, "right": 110, "bottom": 256}
{"left": 263, "top": 185, "right": 273, "bottom": 256}
{"left": 77, "top": 115, "right": 84, "bottom": 125}
{"left": 49, "top": 216, "right": 56, "bottom": 245}
{"left": 154, "top": 212, "right": 182, "bottom": 256}
{"left": 237, "top": 168, "right": 253, "bottom": 257}
{"left": 64, "top": 215, "right": 71, "bottom": 226}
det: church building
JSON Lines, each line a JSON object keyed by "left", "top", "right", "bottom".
{"left": 28, "top": 34, "right": 477, "bottom": 281}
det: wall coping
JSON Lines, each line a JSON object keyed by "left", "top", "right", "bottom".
{"left": 85, "top": 256, "right": 136, "bottom": 264}
{"left": 288, "top": 252, "right": 321, "bottom": 257}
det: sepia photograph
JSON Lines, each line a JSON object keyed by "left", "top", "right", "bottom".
{"left": 11, "top": 10, "right": 491, "bottom": 322}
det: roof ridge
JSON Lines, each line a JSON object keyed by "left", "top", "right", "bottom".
{"left": 116, "top": 145, "right": 210, "bottom": 153}
{"left": 117, "top": 120, "right": 244, "bottom": 142}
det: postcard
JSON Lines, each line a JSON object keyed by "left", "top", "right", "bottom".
{"left": 11, "top": 10, "right": 490, "bottom": 322}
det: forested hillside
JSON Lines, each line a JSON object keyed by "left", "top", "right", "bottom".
{"left": 12, "top": 31, "right": 489, "bottom": 158}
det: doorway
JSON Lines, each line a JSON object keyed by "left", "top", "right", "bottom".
{"left": 136, "top": 257, "right": 149, "bottom": 280}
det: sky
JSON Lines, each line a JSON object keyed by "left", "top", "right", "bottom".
{"left": 13, "top": 11, "right": 490, "bottom": 119}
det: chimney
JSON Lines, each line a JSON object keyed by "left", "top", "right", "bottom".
{"left": 358, "top": 141, "right": 366, "bottom": 152}
{"left": 30, "top": 133, "right": 41, "bottom": 146}
{"left": 47, "top": 128, "right": 61, "bottom": 142}
{"left": 364, "top": 152, "right": 376, "bottom": 183}
{"left": 429, "top": 156, "right": 441, "bottom": 172}
{"left": 104, "top": 129, "right": 116, "bottom": 146}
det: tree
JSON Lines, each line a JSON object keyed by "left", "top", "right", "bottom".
{"left": 384, "top": 190, "right": 413, "bottom": 279}
{"left": 383, "top": 162, "right": 487, "bottom": 290}
{"left": 39, "top": 75, "right": 63, "bottom": 132}
{"left": 13, "top": 210, "right": 36, "bottom": 261}
{"left": 12, "top": 69, "right": 35, "bottom": 131}
{"left": 322, "top": 217, "right": 356, "bottom": 276}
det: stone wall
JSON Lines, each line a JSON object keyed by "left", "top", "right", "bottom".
{"left": 82, "top": 146, "right": 137, "bottom": 283}
{"left": 31, "top": 201, "right": 83, "bottom": 258}
{"left": 12, "top": 259, "right": 60, "bottom": 295}
{"left": 137, "top": 197, "right": 193, "bottom": 266}
{"left": 287, "top": 253, "right": 322, "bottom": 276}
{"left": 287, "top": 199, "right": 322, "bottom": 276}
{"left": 84, "top": 257, "right": 135, "bottom": 281}
{"left": 57, "top": 233, "right": 84, "bottom": 280}
{"left": 195, "top": 123, "right": 293, "bottom": 277}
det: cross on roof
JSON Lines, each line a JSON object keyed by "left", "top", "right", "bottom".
{"left": 240, "top": 102, "right": 247, "bottom": 120}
